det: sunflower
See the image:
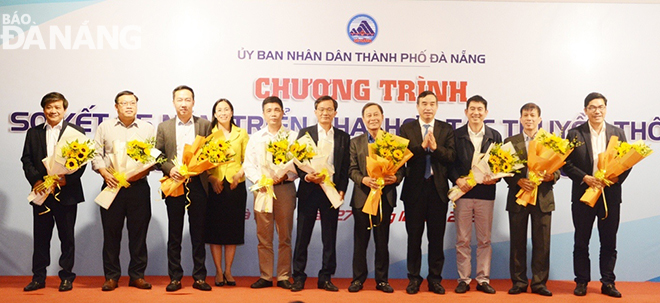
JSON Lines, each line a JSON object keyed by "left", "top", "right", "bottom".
{"left": 66, "top": 158, "right": 78, "bottom": 170}
{"left": 70, "top": 141, "right": 79, "bottom": 150}
{"left": 392, "top": 149, "right": 403, "bottom": 160}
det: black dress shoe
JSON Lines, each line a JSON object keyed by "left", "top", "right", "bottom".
{"left": 348, "top": 280, "right": 363, "bottom": 292}
{"left": 428, "top": 281, "right": 445, "bottom": 294}
{"left": 476, "top": 282, "right": 496, "bottom": 294}
{"left": 291, "top": 280, "right": 304, "bottom": 292}
{"left": 102, "top": 279, "right": 118, "bottom": 291}
{"left": 318, "top": 281, "right": 338, "bottom": 292}
{"left": 251, "top": 278, "right": 273, "bottom": 288}
{"left": 277, "top": 280, "right": 292, "bottom": 289}
{"left": 166, "top": 280, "right": 182, "bottom": 292}
{"left": 376, "top": 282, "right": 394, "bottom": 293}
{"left": 532, "top": 286, "right": 553, "bottom": 296}
{"left": 24, "top": 281, "right": 45, "bottom": 292}
{"left": 224, "top": 273, "right": 236, "bottom": 286}
{"left": 59, "top": 280, "right": 73, "bottom": 292}
{"left": 215, "top": 275, "right": 225, "bottom": 286}
{"left": 406, "top": 279, "right": 421, "bottom": 294}
{"left": 601, "top": 284, "right": 622, "bottom": 298}
{"left": 508, "top": 285, "right": 527, "bottom": 294}
{"left": 193, "top": 280, "right": 212, "bottom": 291}
{"left": 574, "top": 282, "right": 587, "bottom": 296}
{"left": 455, "top": 281, "right": 470, "bottom": 293}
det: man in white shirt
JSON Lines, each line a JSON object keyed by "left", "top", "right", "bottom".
{"left": 243, "top": 96, "right": 298, "bottom": 289}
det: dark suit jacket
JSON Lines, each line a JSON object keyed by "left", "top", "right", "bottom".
{"left": 399, "top": 119, "right": 456, "bottom": 203}
{"left": 296, "top": 125, "right": 350, "bottom": 200}
{"left": 449, "top": 124, "right": 502, "bottom": 200}
{"left": 349, "top": 132, "right": 404, "bottom": 209}
{"left": 562, "top": 122, "right": 630, "bottom": 204}
{"left": 156, "top": 116, "right": 212, "bottom": 193}
{"left": 21, "top": 122, "right": 86, "bottom": 205}
{"left": 504, "top": 133, "right": 560, "bottom": 213}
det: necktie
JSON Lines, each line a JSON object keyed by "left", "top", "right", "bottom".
{"left": 423, "top": 124, "right": 432, "bottom": 179}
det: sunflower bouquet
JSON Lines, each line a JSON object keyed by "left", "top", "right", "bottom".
{"left": 580, "top": 136, "right": 652, "bottom": 217}
{"left": 251, "top": 129, "right": 298, "bottom": 213}
{"left": 27, "top": 126, "right": 96, "bottom": 206}
{"left": 198, "top": 137, "right": 235, "bottom": 164}
{"left": 516, "top": 129, "right": 581, "bottom": 207}
{"left": 95, "top": 137, "right": 164, "bottom": 209}
{"left": 448, "top": 142, "right": 524, "bottom": 203}
{"left": 363, "top": 130, "right": 413, "bottom": 225}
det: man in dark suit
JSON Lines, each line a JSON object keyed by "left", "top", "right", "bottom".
{"left": 504, "top": 103, "right": 558, "bottom": 297}
{"left": 449, "top": 95, "right": 501, "bottom": 294}
{"left": 291, "top": 96, "right": 350, "bottom": 292}
{"left": 399, "top": 91, "right": 456, "bottom": 295}
{"left": 347, "top": 103, "right": 403, "bottom": 293}
{"left": 156, "top": 85, "right": 212, "bottom": 292}
{"left": 562, "top": 92, "right": 630, "bottom": 298}
{"left": 21, "top": 92, "right": 86, "bottom": 292}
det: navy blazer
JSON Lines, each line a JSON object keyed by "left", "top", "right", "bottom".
{"left": 449, "top": 124, "right": 502, "bottom": 200}
{"left": 399, "top": 119, "right": 456, "bottom": 203}
{"left": 296, "top": 125, "right": 351, "bottom": 200}
{"left": 21, "top": 121, "right": 87, "bottom": 206}
{"left": 562, "top": 122, "right": 630, "bottom": 205}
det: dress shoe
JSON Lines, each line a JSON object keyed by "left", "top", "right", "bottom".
{"left": 224, "top": 273, "right": 236, "bottom": 286}
{"left": 508, "top": 285, "right": 527, "bottom": 294}
{"left": 251, "top": 278, "right": 273, "bottom": 288}
{"left": 166, "top": 280, "right": 182, "bottom": 292}
{"left": 476, "top": 282, "right": 496, "bottom": 294}
{"left": 574, "top": 282, "right": 587, "bottom": 296}
{"left": 193, "top": 280, "right": 212, "bottom": 291}
{"left": 318, "top": 280, "right": 338, "bottom": 292}
{"left": 102, "top": 279, "right": 118, "bottom": 291}
{"left": 455, "top": 281, "right": 470, "bottom": 293}
{"left": 24, "top": 281, "right": 45, "bottom": 292}
{"left": 376, "top": 282, "right": 394, "bottom": 293}
{"left": 348, "top": 280, "right": 363, "bottom": 292}
{"left": 406, "top": 279, "right": 421, "bottom": 294}
{"left": 129, "top": 278, "right": 152, "bottom": 289}
{"left": 277, "top": 280, "right": 292, "bottom": 289}
{"left": 601, "top": 284, "right": 622, "bottom": 298}
{"left": 59, "top": 279, "right": 73, "bottom": 292}
{"left": 215, "top": 275, "right": 225, "bottom": 286}
{"left": 291, "top": 280, "right": 305, "bottom": 292}
{"left": 532, "top": 286, "right": 553, "bottom": 296}
{"left": 428, "top": 281, "right": 445, "bottom": 294}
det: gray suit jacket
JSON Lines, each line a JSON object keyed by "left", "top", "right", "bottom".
{"left": 156, "top": 116, "right": 212, "bottom": 193}
{"left": 504, "top": 133, "right": 560, "bottom": 213}
{"left": 348, "top": 132, "right": 403, "bottom": 209}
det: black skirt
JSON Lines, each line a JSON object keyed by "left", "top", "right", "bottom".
{"left": 204, "top": 180, "right": 247, "bottom": 245}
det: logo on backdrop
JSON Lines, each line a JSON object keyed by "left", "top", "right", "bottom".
{"left": 347, "top": 14, "right": 377, "bottom": 45}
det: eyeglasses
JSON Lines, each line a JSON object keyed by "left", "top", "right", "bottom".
{"left": 117, "top": 101, "right": 137, "bottom": 106}
{"left": 316, "top": 107, "right": 335, "bottom": 113}
{"left": 586, "top": 105, "right": 606, "bottom": 112}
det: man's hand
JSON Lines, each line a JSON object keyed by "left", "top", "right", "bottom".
{"left": 517, "top": 178, "right": 535, "bottom": 192}
{"left": 339, "top": 191, "right": 345, "bottom": 201}
{"left": 583, "top": 175, "right": 605, "bottom": 188}
{"left": 100, "top": 168, "right": 119, "bottom": 188}
{"left": 383, "top": 175, "right": 397, "bottom": 185}
{"left": 127, "top": 169, "right": 149, "bottom": 182}
{"left": 169, "top": 167, "right": 184, "bottom": 181}
{"left": 56, "top": 174, "right": 67, "bottom": 187}
{"left": 542, "top": 173, "right": 554, "bottom": 182}
{"left": 304, "top": 173, "right": 324, "bottom": 184}
{"left": 33, "top": 180, "right": 49, "bottom": 195}
{"left": 456, "top": 177, "right": 474, "bottom": 192}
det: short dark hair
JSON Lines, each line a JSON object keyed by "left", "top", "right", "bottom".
{"left": 520, "top": 102, "right": 541, "bottom": 116}
{"left": 466, "top": 95, "right": 488, "bottom": 110}
{"left": 584, "top": 92, "right": 607, "bottom": 108}
{"left": 173, "top": 85, "right": 194, "bottom": 100}
{"left": 361, "top": 102, "right": 383, "bottom": 116}
{"left": 210, "top": 98, "right": 236, "bottom": 131}
{"left": 114, "top": 90, "right": 138, "bottom": 104}
{"left": 262, "top": 96, "right": 283, "bottom": 111}
{"left": 417, "top": 90, "right": 437, "bottom": 104}
{"left": 40, "top": 92, "right": 68, "bottom": 109}
{"left": 314, "top": 95, "right": 338, "bottom": 110}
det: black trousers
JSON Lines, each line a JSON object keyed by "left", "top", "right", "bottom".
{"left": 31, "top": 196, "right": 77, "bottom": 283}
{"left": 352, "top": 196, "right": 393, "bottom": 284}
{"left": 165, "top": 176, "right": 208, "bottom": 281}
{"left": 403, "top": 179, "right": 447, "bottom": 283}
{"left": 100, "top": 179, "right": 151, "bottom": 281}
{"left": 292, "top": 188, "right": 339, "bottom": 283}
{"left": 572, "top": 199, "right": 620, "bottom": 285}
{"left": 508, "top": 204, "right": 552, "bottom": 290}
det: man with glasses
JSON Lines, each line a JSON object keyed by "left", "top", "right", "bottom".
{"left": 562, "top": 92, "right": 630, "bottom": 298}
{"left": 92, "top": 91, "right": 154, "bottom": 291}
{"left": 290, "top": 95, "right": 350, "bottom": 292}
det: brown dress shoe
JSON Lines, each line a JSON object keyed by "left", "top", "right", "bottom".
{"left": 102, "top": 279, "right": 118, "bottom": 291}
{"left": 129, "top": 278, "right": 152, "bottom": 289}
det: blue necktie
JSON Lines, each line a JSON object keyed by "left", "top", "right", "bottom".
{"left": 423, "top": 124, "right": 432, "bottom": 179}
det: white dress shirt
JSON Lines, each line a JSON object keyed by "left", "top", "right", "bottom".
{"left": 45, "top": 120, "right": 63, "bottom": 157}
{"left": 243, "top": 126, "right": 299, "bottom": 183}
{"left": 588, "top": 122, "right": 607, "bottom": 175}
{"left": 317, "top": 124, "right": 335, "bottom": 168}
{"left": 175, "top": 116, "right": 195, "bottom": 162}
{"left": 91, "top": 117, "right": 156, "bottom": 171}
